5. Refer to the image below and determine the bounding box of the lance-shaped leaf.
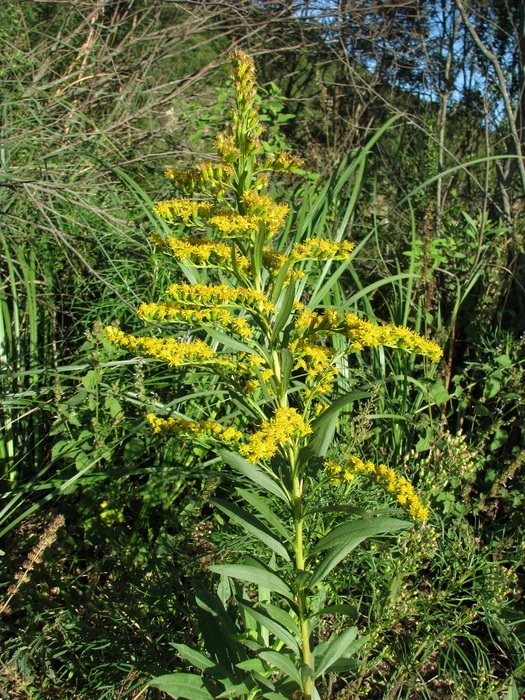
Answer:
[271,276,295,344]
[309,517,410,588]
[312,626,358,677]
[253,221,266,275]
[310,516,408,555]
[211,498,290,561]
[271,262,291,305]
[148,673,219,699]
[279,348,293,390]
[236,488,293,542]
[193,579,248,668]
[236,600,300,655]
[220,450,289,503]
[173,644,236,686]
[258,601,301,636]
[305,391,370,459]
[258,650,302,686]
[210,564,294,601]
[204,325,256,355]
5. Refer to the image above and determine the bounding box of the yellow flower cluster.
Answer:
[154,236,250,272]
[242,191,289,236]
[154,198,214,224]
[295,308,341,334]
[289,239,355,263]
[146,413,242,442]
[137,302,252,339]
[326,457,429,521]
[164,282,274,312]
[262,151,304,172]
[104,326,216,367]
[208,191,289,240]
[344,314,443,363]
[164,163,233,197]
[240,407,312,462]
[229,49,263,156]
[295,344,333,379]
[216,132,240,164]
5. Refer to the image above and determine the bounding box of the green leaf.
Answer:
[192,580,247,668]
[211,498,290,560]
[210,564,293,600]
[313,626,358,677]
[258,602,300,636]
[484,377,501,399]
[429,381,449,406]
[271,277,295,344]
[271,263,291,305]
[495,353,512,368]
[81,369,101,390]
[236,659,266,673]
[236,488,293,542]
[105,396,123,418]
[311,391,370,433]
[204,326,256,355]
[279,348,293,390]
[309,517,410,588]
[253,222,266,275]
[173,644,236,686]
[216,682,253,698]
[148,673,218,699]
[307,391,369,458]
[311,516,409,555]
[220,450,289,503]
[236,601,300,655]
[506,679,519,700]
[258,650,302,686]
[490,428,508,451]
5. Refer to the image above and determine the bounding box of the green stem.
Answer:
[292,470,312,700]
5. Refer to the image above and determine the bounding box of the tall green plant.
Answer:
[105,51,442,700]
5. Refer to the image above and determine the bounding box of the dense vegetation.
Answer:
[1,1,524,698]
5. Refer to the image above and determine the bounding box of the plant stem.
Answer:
[293,471,312,699]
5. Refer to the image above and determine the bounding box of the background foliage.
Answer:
[0,1,524,698]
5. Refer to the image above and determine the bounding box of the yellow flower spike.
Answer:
[146,413,243,443]
[241,191,289,237]
[104,326,217,368]
[344,313,442,363]
[163,282,273,313]
[154,198,214,224]
[326,455,428,522]
[289,239,355,263]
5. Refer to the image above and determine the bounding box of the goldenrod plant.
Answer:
[105,50,442,700]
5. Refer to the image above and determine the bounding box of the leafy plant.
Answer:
[104,51,442,699]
